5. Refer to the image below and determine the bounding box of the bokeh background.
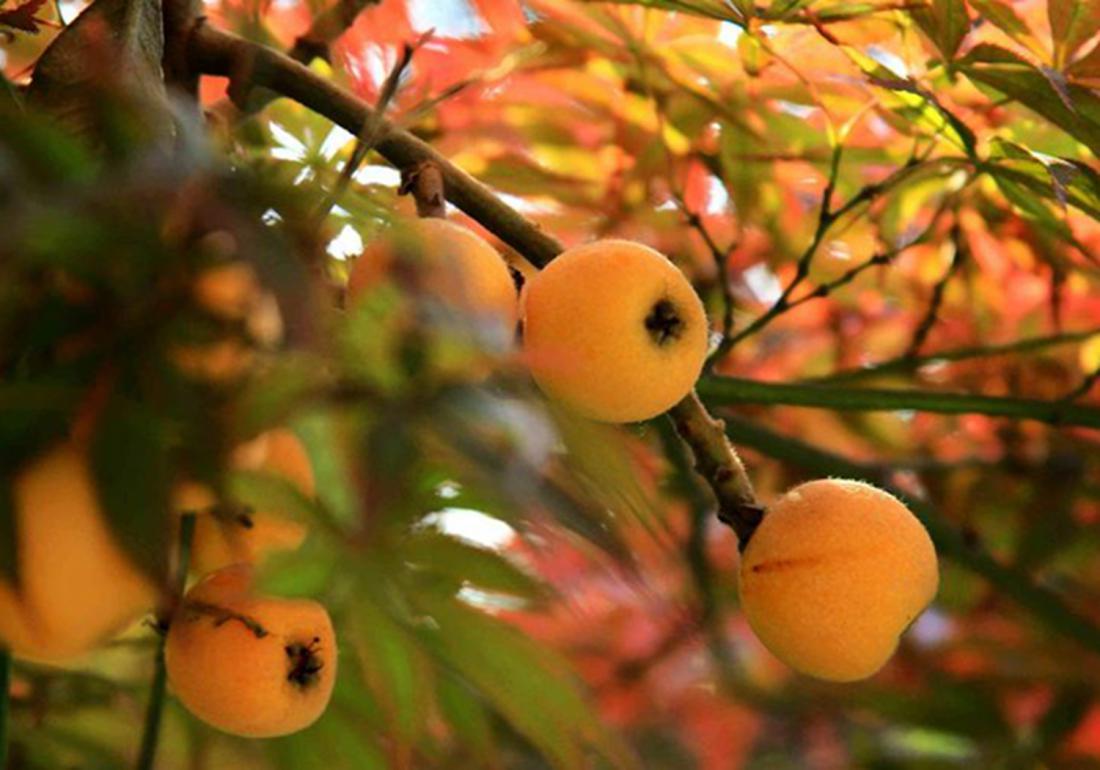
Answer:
[3,0,1100,767]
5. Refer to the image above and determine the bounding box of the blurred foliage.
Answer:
[3,0,1100,769]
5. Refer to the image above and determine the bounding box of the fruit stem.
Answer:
[136,512,196,770]
[667,392,764,548]
[0,647,10,769]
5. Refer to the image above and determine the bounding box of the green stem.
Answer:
[0,647,10,770]
[136,513,195,770]
[720,414,1100,656]
[697,376,1100,429]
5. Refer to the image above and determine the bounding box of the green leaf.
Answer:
[403,529,546,602]
[351,592,434,755]
[89,397,172,583]
[416,594,635,770]
[26,0,171,144]
[959,44,1100,157]
[1048,0,1100,69]
[911,0,970,60]
[844,46,977,155]
[436,672,500,768]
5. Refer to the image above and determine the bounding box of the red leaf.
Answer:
[0,0,48,33]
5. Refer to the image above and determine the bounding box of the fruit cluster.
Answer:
[350,216,940,682]
[0,259,337,738]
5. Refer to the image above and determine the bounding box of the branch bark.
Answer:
[189,23,563,266]
[186,22,764,542]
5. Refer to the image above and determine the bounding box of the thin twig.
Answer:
[905,217,966,357]
[723,152,961,348]
[812,327,1100,384]
[136,512,196,770]
[314,34,424,224]
[671,194,737,369]
[1062,366,1100,402]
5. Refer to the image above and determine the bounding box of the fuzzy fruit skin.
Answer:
[0,444,157,661]
[521,240,709,422]
[242,428,316,498]
[347,218,518,327]
[738,479,939,682]
[165,566,337,738]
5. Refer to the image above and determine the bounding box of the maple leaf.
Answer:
[0,0,49,33]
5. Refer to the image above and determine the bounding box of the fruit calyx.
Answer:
[644,298,685,345]
[285,636,325,689]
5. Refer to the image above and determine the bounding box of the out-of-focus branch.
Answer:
[290,0,380,64]
[696,376,1100,429]
[811,327,1100,385]
[724,151,968,349]
[186,23,764,542]
[212,0,381,119]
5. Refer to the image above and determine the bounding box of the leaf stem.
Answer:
[136,512,196,770]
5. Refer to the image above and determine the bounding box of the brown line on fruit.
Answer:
[748,554,830,573]
[181,600,270,638]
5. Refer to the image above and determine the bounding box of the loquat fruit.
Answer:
[347,218,518,330]
[521,239,709,422]
[0,443,157,661]
[173,483,308,578]
[738,479,939,682]
[165,565,337,737]
[174,428,313,576]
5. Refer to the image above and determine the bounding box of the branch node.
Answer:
[400,161,447,219]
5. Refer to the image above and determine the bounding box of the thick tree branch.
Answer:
[186,23,763,540]
[189,23,563,266]
[667,393,762,546]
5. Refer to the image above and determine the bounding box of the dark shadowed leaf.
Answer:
[0,477,16,585]
[89,397,172,583]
